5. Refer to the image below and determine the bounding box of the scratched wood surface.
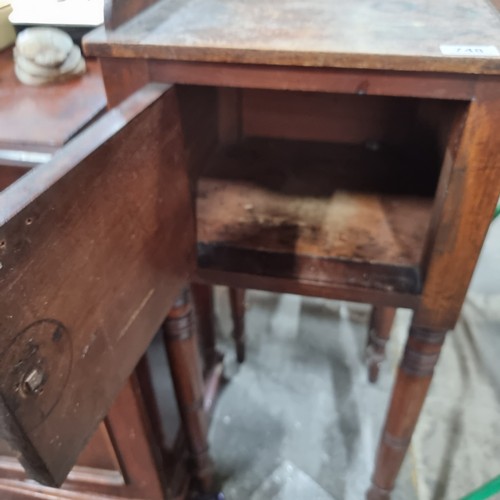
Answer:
[84,0,500,75]
[0,84,194,487]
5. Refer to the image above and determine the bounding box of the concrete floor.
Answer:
[208,217,500,500]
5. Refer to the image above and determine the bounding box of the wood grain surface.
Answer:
[0,49,106,152]
[0,84,194,486]
[414,78,500,329]
[84,0,500,75]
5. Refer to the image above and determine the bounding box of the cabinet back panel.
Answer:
[241,89,419,145]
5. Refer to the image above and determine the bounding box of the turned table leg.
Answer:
[163,288,214,492]
[192,283,219,371]
[229,287,246,363]
[367,324,446,499]
[366,307,397,383]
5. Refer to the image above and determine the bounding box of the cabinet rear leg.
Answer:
[229,288,246,363]
[366,306,396,383]
[192,283,220,372]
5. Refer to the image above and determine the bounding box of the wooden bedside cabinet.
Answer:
[1,1,500,499]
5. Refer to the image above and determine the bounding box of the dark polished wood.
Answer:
[0,84,194,487]
[162,289,214,494]
[229,288,246,364]
[0,376,167,499]
[366,307,397,383]
[0,51,182,499]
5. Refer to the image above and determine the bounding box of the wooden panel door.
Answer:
[0,84,195,488]
[0,374,171,499]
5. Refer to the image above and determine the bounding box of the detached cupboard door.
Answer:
[0,84,194,487]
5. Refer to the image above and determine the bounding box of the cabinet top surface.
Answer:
[84,0,500,74]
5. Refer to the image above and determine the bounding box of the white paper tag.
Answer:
[440,45,500,57]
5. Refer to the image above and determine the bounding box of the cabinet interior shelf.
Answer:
[197,137,435,294]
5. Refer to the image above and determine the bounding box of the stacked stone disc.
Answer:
[14,27,85,85]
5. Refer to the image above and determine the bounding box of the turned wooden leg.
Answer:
[163,288,214,492]
[367,324,446,500]
[366,306,396,383]
[229,287,246,363]
[192,283,219,372]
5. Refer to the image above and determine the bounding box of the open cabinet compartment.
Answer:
[192,86,469,295]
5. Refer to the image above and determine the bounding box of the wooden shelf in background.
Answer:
[0,48,106,155]
[197,138,434,294]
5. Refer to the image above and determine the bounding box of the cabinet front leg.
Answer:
[367,325,446,500]
[229,287,246,363]
[366,307,396,383]
[163,288,214,492]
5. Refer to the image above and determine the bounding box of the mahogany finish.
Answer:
[242,89,419,145]
[0,376,167,499]
[162,289,214,494]
[0,49,183,499]
[414,79,500,329]
[0,84,195,486]
[98,50,222,499]
[0,1,499,499]
[98,57,150,107]
[0,49,106,156]
[147,61,477,101]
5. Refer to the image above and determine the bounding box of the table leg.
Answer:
[366,307,397,383]
[192,283,219,371]
[163,288,214,493]
[367,324,446,500]
[229,287,246,363]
